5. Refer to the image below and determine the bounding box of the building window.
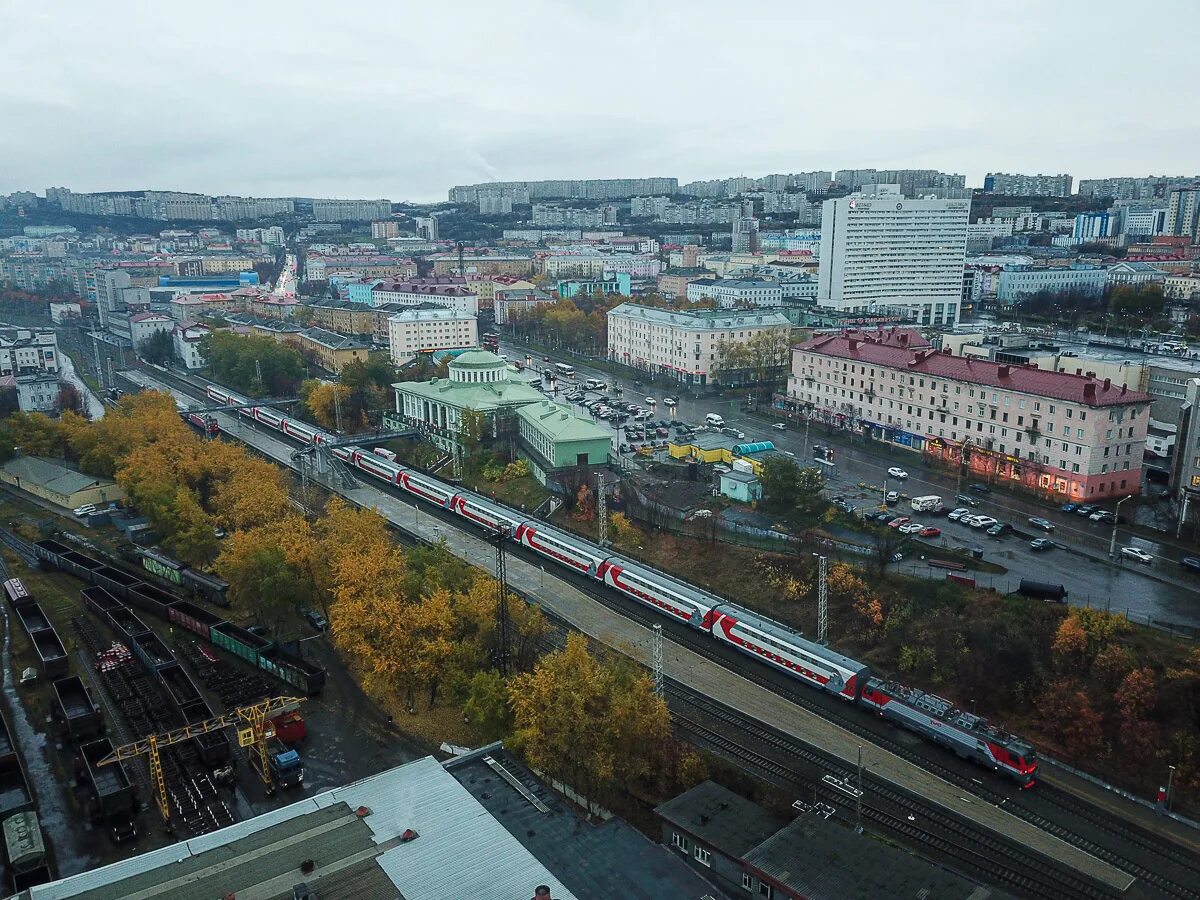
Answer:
[671,832,689,853]
[742,873,754,891]
[694,846,711,867]
[759,885,773,899]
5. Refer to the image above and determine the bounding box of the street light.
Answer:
[1167,765,1177,812]
[1107,495,1132,559]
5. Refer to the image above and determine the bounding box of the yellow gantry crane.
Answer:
[98,695,304,826]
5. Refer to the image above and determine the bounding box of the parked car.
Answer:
[1089,510,1114,523]
[1076,505,1097,517]
[947,507,970,521]
[1121,546,1153,564]
[302,608,328,631]
[73,504,97,517]
[986,522,1012,536]
[918,526,941,538]
[955,493,979,507]
[1180,557,1200,574]
[887,467,908,479]
[1061,503,1078,513]
[619,444,631,454]
[969,515,998,529]
[885,491,900,505]
[1027,516,1055,531]
[898,522,924,534]
[1030,538,1055,552]
[645,396,657,406]
[663,397,677,407]
[887,516,911,529]
[968,483,992,494]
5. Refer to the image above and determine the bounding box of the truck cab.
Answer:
[268,738,304,789]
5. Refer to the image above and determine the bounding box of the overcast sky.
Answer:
[2,0,1196,203]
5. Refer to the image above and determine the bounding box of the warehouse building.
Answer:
[0,456,124,512]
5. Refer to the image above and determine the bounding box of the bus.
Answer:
[554,362,576,378]
[481,333,500,352]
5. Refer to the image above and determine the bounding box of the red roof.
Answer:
[799,333,1151,408]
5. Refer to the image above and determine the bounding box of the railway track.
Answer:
[123,366,1198,897]
[668,683,1109,900]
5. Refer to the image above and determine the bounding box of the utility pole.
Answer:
[106,356,115,390]
[92,332,104,390]
[652,624,663,698]
[855,745,864,833]
[255,359,263,394]
[333,386,342,433]
[1108,495,1131,559]
[494,527,511,678]
[597,473,607,545]
[814,554,828,645]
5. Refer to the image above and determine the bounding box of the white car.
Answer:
[899,522,924,534]
[947,507,971,521]
[969,515,998,529]
[663,397,677,407]
[772,422,786,430]
[1121,546,1153,564]
[645,396,657,406]
[887,467,908,479]
[73,504,97,517]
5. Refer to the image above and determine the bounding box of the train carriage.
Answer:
[253,407,284,429]
[449,493,528,535]
[708,603,868,701]
[396,469,455,507]
[204,385,240,406]
[595,557,712,627]
[350,450,403,485]
[2,579,33,609]
[280,418,323,444]
[513,522,608,575]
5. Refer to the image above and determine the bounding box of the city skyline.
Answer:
[2,1,1197,203]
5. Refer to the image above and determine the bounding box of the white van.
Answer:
[705,413,725,427]
[910,495,943,513]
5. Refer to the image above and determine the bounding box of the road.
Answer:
[272,252,297,299]
[503,339,1200,631]
[59,351,105,419]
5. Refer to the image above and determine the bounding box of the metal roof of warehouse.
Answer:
[0,456,112,497]
[24,755,576,900]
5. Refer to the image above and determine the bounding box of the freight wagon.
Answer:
[2,579,33,609]
[34,540,326,696]
[13,604,51,637]
[30,630,68,678]
[105,607,151,645]
[130,633,174,674]
[179,700,231,768]
[0,710,51,889]
[157,663,203,716]
[52,677,103,744]
[77,739,136,843]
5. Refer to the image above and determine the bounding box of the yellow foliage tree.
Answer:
[1052,615,1089,669]
[211,458,292,532]
[304,381,357,432]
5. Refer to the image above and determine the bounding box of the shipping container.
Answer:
[81,586,122,618]
[211,622,272,666]
[92,566,140,600]
[130,632,174,674]
[167,600,222,640]
[2,579,33,609]
[31,629,69,678]
[53,677,102,744]
[14,603,52,637]
[105,607,150,644]
[126,582,177,619]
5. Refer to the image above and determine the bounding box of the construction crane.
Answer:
[98,695,304,827]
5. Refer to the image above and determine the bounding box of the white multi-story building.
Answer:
[371,278,479,316]
[371,221,400,239]
[1106,261,1166,286]
[786,327,1152,500]
[984,173,1074,197]
[13,374,60,413]
[686,279,784,308]
[173,323,211,370]
[816,185,970,325]
[0,328,59,377]
[478,193,513,216]
[387,306,479,366]
[1165,187,1200,241]
[996,266,1109,304]
[129,312,175,348]
[607,303,791,386]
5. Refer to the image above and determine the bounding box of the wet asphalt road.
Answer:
[505,340,1200,631]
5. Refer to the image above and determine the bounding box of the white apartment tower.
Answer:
[817,185,970,326]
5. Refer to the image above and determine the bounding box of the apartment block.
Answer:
[607,303,791,385]
[786,328,1152,499]
[387,305,479,366]
[371,277,480,316]
[983,173,1074,197]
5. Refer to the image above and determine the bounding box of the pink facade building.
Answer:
[786,327,1152,499]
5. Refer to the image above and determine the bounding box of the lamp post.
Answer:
[1108,495,1132,559]
[1167,765,1177,812]
[956,438,973,500]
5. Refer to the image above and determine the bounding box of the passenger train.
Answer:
[200,384,1038,785]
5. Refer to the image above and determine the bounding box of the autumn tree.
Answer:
[509,633,672,804]
[1115,667,1158,761]
[463,670,513,741]
[211,457,292,533]
[1037,682,1105,757]
[302,380,359,432]
[215,517,317,628]
[1051,615,1088,669]
[2,412,67,457]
